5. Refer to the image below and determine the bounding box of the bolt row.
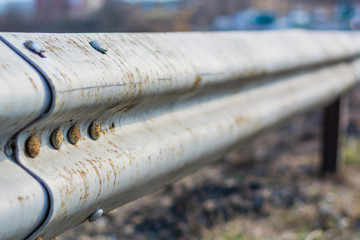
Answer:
[26,122,102,158]
[22,39,106,158]
[24,39,107,233]
[24,39,107,58]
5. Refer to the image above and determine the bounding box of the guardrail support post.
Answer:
[321,97,343,174]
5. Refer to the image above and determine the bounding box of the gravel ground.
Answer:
[57,87,360,240]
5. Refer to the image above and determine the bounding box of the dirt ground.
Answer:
[57,87,360,240]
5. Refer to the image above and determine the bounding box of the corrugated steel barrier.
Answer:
[0,30,360,239]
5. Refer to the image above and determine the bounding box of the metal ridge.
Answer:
[0,35,55,240]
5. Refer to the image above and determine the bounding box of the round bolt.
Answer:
[24,40,46,58]
[4,142,13,157]
[88,208,103,222]
[68,125,81,144]
[89,122,101,140]
[89,40,107,54]
[26,136,40,158]
[50,128,64,149]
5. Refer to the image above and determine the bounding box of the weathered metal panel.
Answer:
[0,38,49,152]
[0,31,360,239]
[0,37,50,240]
[1,31,360,131]
[0,159,48,240]
[15,64,360,238]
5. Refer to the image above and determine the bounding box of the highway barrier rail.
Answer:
[1,30,360,239]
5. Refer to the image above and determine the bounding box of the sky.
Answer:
[0,0,34,13]
[0,0,33,4]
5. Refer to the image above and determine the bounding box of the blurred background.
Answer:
[0,0,359,32]
[3,1,360,239]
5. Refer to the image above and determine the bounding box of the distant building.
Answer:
[68,0,106,17]
[36,0,67,18]
[113,0,190,31]
[36,0,105,19]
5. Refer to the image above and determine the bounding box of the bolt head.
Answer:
[89,208,103,222]
[68,125,81,144]
[89,40,107,54]
[26,136,40,158]
[4,143,13,157]
[51,128,64,149]
[89,122,101,140]
[24,40,46,58]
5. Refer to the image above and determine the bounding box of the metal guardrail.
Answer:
[0,30,360,240]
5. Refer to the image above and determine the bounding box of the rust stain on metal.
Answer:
[107,157,118,180]
[1,63,9,70]
[67,39,85,51]
[235,116,248,125]
[76,167,90,201]
[89,122,101,140]
[51,128,64,149]
[85,158,102,197]
[68,125,81,144]
[28,77,38,90]
[26,136,40,158]
[193,75,202,88]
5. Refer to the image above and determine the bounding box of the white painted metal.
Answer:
[0,38,49,240]
[17,61,360,239]
[0,159,48,240]
[0,39,49,154]
[1,31,360,131]
[0,31,360,239]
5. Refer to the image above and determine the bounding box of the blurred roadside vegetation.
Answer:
[343,137,360,167]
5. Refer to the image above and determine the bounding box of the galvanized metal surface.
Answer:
[1,31,360,131]
[0,31,360,239]
[0,159,48,240]
[23,62,360,239]
[0,38,50,240]
[0,39,49,153]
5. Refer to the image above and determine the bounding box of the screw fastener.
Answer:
[88,208,103,222]
[51,128,64,149]
[26,136,40,158]
[89,122,101,140]
[89,40,107,54]
[4,142,13,157]
[24,40,46,58]
[68,125,81,144]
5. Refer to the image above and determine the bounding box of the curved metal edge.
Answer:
[0,35,56,240]
[0,159,49,240]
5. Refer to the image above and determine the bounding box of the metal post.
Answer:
[321,97,342,174]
